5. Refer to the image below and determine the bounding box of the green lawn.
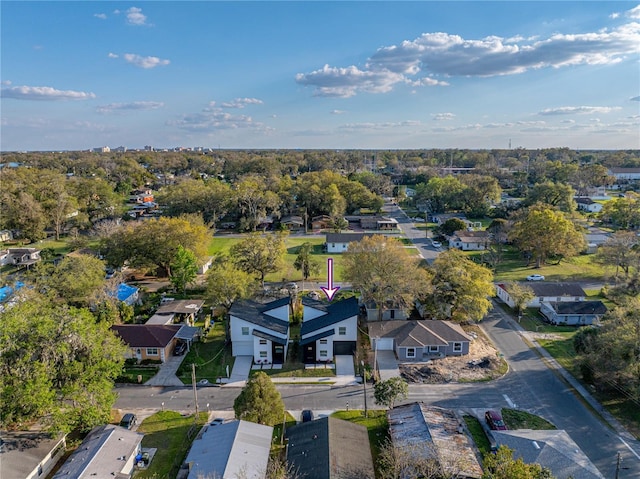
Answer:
[331,410,389,468]
[502,408,556,430]
[176,320,232,384]
[117,365,159,384]
[134,411,208,479]
[250,362,337,378]
[463,415,492,455]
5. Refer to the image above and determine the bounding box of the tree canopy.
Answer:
[230,232,287,287]
[0,293,126,432]
[373,377,409,410]
[233,371,285,426]
[483,445,555,479]
[206,258,257,311]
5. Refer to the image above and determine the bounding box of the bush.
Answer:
[124,358,138,366]
[141,358,162,365]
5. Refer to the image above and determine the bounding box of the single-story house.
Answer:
[0,229,13,242]
[607,167,640,181]
[111,324,182,363]
[286,417,375,479]
[1,431,66,479]
[575,197,603,213]
[368,320,472,361]
[325,232,376,253]
[495,282,587,309]
[300,296,359,363]
[153,299,205,326]
[115,283,139,306]
[229,297,290,364]
[492,429,604,479]
[2,248,41,267]
[279,215,305,231]
[540,301,607,326]
[359,215,398,230]
[311,215,332,232]
[448,230,491,251]
[184,420,273,479]
[431,213,467,225]
[362,300,410,321]
[52,424,143,479]
[387,403,483,479]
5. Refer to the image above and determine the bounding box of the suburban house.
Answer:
[0,229,13,242]
[111,324,183,363]
[311,215,332,232]
[197,256,214,275]
[229,297,290,364]
[368,320,472,361]
[362,300,410,321]
[147,299,205,326]
[115,283,139,306]
[52,424,143,479]
[286,417,375,479]
[431,212,467,225]
[325,232,376,253]
[1,247,41,267]
[344,215,399,231]
[575,197,603,213]
[279,215,304,231]
[495,282,587,309]
[300,296,359,363]
[448,230,491,251]
[1,431,66,479]
[129,189,154,204]
[540,301,607,326]
[607,167,640,182]
[492,429,604,479]
[584,227,611,254]
[387,403,483,479]
[184,420,272,479]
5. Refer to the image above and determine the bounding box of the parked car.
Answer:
[431,240,442,249]
[526,274,545,281]
[301,410,314,423]
[119,413,137,429]
[286,282,299,291]
[174,341,188,356]
[485,410,507,430]
[210,418,225,426]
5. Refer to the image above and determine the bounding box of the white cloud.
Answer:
[126,7,149,26]
[1,85,96,101]
[432,112,455,121]
[296,18,640,97]
[627,5,640,19]
[1,80,11,86]
[331,110,346,115]
[631,96,640,101]
[170,102,267,132]
[538,106,621,115]
[108,52,119,59]
[123,53,169,69]
[96,101,164,113]
[94,13,107,20]
[220,98,264,108]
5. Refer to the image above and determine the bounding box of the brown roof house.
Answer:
[111,324,182,363]
[286,417,375,479]
[368,320,472,361]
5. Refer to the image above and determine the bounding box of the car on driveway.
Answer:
[211,417,225,426]
[173,341,187,356]
[301,410,314,422]
[431,240,442,249]
[485,410,507,430]
[119,413,137,429]
[526,274,545,281]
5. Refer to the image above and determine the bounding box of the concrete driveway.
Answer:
[376,350,400,381]
[224,355,253,387]
[144,354,185,387]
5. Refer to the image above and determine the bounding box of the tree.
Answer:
[342,235,433,321]
[595,231,640,279]
[438,217,468,237]
[426,249,494,322]
[156,178,232,226]
[485,219,510,270]
[234,176,281,231]
[373,377,409,410]
[377,439,462,479]
[233,371,285,426]
[293,242,320,281]
[483,445,555,479]
[503,282,535,319]
[206,258,257,312]
[230,233,287,287]
[459,174,502,217]
[523,181,576,213]
[509,204,586,268]
[170,245,198,293]
[414,176,465,213]
[599,194,640,230]
[0,292,126,432]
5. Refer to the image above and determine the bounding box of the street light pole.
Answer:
[361,360,368,418]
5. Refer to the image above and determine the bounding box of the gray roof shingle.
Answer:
[300,296,359,336]
[229,297,290,335]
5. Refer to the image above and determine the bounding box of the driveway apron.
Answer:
[376,350,401,381]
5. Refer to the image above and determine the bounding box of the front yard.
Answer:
[176,320,232,385]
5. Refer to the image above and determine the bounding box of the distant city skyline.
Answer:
[1,1,639,152]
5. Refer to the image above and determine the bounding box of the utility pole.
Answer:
[361,360,368,418]
[615,452,621,479]
[192,363,199,421]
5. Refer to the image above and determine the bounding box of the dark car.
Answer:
[485,410,507,431]
[301,410,314,423]
[119,413,137,429]
[174,341,187,356]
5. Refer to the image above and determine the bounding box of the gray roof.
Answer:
[325,232,376,244]
[368,320,471,347]
[300,296,359,336]
[492,429,605,479]
[185,420,273,479]
[286,417,375,479]
[300,328,335,345]
[525,282,587,298]
[252,329,288,345]
[53,425,143,479]
[0,431,66,479]
[544,301,607,316]
[156,299,204,315]
[229,297,290,335]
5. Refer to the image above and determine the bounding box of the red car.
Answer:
[485,410,508,430]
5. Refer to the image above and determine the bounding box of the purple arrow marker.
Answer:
[320,257,340,301]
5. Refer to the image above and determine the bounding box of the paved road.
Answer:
[382,202,440,263]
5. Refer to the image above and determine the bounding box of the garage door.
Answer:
[333,341,356,355]
[375,338,394,350]
[232,341,253,356]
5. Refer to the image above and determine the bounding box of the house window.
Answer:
[146,348,158,356]
[319,339,328,344]
[259,351,267,358]
[320,350,328,357]
[453,342,463,352]
[259,339,267,345]
[338,327,346,335]
[242,327,249,336]
[429,345,439,352]
[406,348,416,358]
[390,309,395,319]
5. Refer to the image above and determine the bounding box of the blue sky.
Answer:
[1,1,639,151]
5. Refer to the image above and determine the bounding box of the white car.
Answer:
[526,274,545,281]
[431,240,442,249]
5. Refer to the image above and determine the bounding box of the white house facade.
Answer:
[229,298,290,364]
[496,282,587,309]
[325,232,375,253]
[448,230,491,251]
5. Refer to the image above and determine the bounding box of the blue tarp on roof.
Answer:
[116,283,139,302]
[0,281,24,302]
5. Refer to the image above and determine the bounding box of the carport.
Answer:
[376,350,400,381]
